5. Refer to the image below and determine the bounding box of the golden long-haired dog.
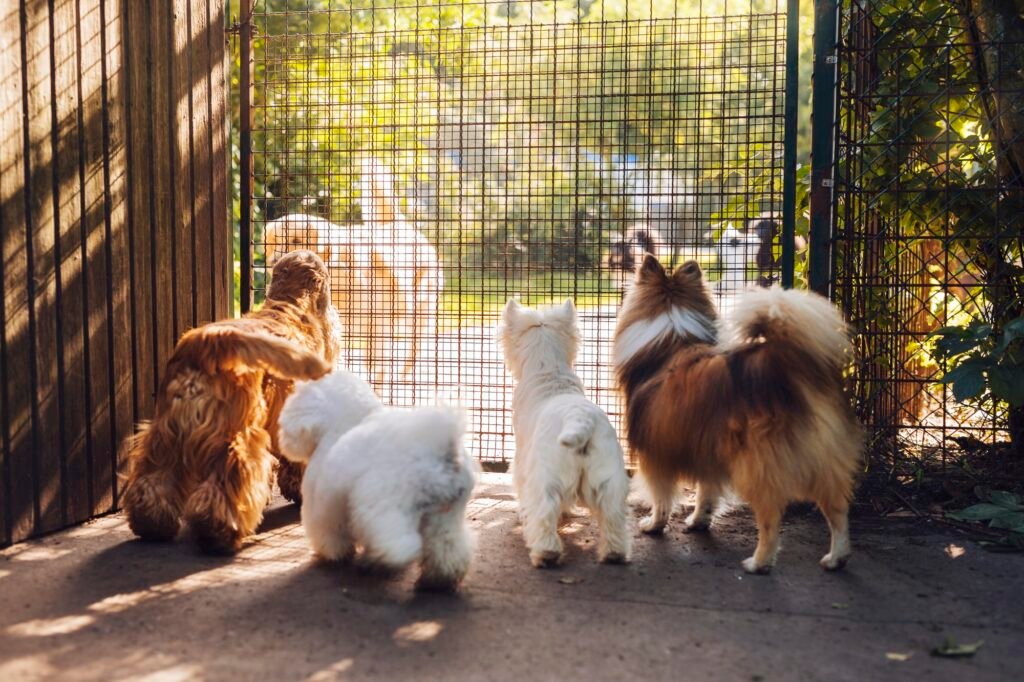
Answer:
[122,250,340,553]
[264,158,443,387]
[612,255,863,573]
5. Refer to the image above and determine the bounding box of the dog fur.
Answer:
[121,250,340,553]
[277,370,477,590]
[263,158,443,387]
[613,255,862,573]
[497,298,632,567]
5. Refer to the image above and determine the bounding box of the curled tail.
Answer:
[721,287,852,394]
[559,409,597,454]
[178,324,330,380]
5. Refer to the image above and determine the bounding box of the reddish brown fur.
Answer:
[614,254,863,571]
[122,250,339,553]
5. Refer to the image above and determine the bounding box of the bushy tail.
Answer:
[179,324,331,381]
[559,409,596,454]
[722,287,852,380]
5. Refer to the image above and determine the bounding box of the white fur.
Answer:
[497,298,632,567]
[278,371,477,590]
[612,306,716,366]
[263,157,443,388]
[716,226,760,290]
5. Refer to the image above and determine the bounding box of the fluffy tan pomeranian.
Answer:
[612,254,863,573]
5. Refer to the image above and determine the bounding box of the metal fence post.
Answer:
[781,0,799,289]
[809,0,839,296]
[239,1,253,313]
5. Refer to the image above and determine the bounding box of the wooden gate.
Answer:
[0,0,231,546]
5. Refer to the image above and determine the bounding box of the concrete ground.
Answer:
[1,474,1022,682]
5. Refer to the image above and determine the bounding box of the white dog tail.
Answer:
[558,409,596,454]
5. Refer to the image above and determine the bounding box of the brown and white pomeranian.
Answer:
[612,255,862,574]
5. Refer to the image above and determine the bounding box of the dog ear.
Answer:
[503,297,522,324]
[673,260,704,283]
[637,252,665,281]
[560,297,576,321]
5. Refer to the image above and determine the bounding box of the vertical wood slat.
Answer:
[80,0,115,515]
[25,0,63,533]
[172,0,195,338]
[209,0,230,318]
[1,1,29,542]
[150,1,174,391]
[0,0,229,546]
[191,0,213,326]
[103,0,132,507]
[124,0,156,423]
[54,0,92,526]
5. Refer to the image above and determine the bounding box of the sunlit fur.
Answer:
[263,158,443,387]
[498,299,632,568]
[613,254,863,573]
[278,371,477,591]
[121,251,341,554]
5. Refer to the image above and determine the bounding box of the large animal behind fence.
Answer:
[264,158,444,387]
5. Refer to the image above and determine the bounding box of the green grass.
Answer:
[439,269,624,330]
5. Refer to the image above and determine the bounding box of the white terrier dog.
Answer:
[277,370,477,590]
[497,298,632,567]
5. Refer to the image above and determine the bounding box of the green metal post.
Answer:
[809,0,839,296]
[781,0,799,288]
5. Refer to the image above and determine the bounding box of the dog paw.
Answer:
[530,550,562,568]
[741,557,772,575]
[819,552,850,572]
[416,575,461,593]
[639,515,667,535]
[683,513,711,532]
[599,551,629,565]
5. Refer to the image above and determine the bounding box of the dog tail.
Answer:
[558,409,596,454]
[722,287,852,391]
[178,324,331,381]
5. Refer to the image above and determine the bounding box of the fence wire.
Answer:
[834,0,1024,473]
[244,0,792,466]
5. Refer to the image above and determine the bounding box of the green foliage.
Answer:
[947,488,1024,534]
[931,317,1024,406]
[228,0,806,302]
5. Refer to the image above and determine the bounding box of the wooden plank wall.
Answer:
[0,0,230,546]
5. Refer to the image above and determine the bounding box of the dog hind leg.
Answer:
[585,473,631,564]
[684,480,723,531]
[742,499,785,574]
[358,508,424,572]
[417,502,474,591]
[522,487,565,568]
[818,493,852,571]
[122,426,186,542]
[185,436,275,554]
[639,467,675,534]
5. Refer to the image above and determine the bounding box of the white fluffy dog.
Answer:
[277,370,477,590]
[497,298,632,567]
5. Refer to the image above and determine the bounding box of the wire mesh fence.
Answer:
[241,0,795,466]
[833,0,1024,474]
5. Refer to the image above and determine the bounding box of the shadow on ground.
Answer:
[1,474,1022,681]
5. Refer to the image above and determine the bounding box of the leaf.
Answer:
[950,366,986,402]
[947,503,1009,521]
[1003,317,1024,338]
[987,490,1022,509]
[988,365,1024,407]
[831,602,849,610]
[931,639,982,658]
[988,511,1024,533]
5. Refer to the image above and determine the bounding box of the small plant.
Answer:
[930,317,1024,406]
[947,488,1024,535]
